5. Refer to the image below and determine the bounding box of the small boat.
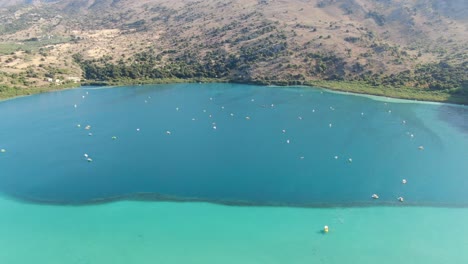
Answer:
[372,194,379,199]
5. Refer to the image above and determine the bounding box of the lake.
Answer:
[0,83,467,263]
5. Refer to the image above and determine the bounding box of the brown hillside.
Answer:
[0,0,466,99]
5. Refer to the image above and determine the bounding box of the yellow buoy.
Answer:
[324,225,329,233]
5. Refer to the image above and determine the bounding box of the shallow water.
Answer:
[1,197,468,264]
[0,83,467,206]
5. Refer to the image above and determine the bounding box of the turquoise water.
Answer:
[1,197,468,264]
[1,83,468,263]
[0,83,467,206]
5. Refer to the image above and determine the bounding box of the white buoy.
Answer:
[300,156,305,160]
[86,92,89,95]
[209,114,212,118]
[166,131,171,135]
[410,134,415,138]
[372,194,379,199]
[329,123,332,128]
[221,106,225,110]
[209,97,213,101]
[176,107,179,111]
[77,124,81,128]
[112,136,117,140]
[402,179,407,184]
[213,126,217,130]
[74,104,77,108]
[286,139,290,144]
[334,156,339,160]
[230,113,234,117]
[398,197,404,202]
[348,158,353,163]
[251,99,255,102]
[298,116,303,120]
[402,120,406,124]
[282,129,286,133]
[192,118,196,121]
[136,128,140,132]
[82,95,85,99]
[312,109,315,113]
[88,133,93,136]
[418,146,424,150]
[84,154,89,158]
[0,149,6,153]
[361,112,364,116]
[85,125,91,130]
[271,104,274,107]
[388,110,392,113]
[144,100,148,103]
[203,110,207,113]
[245,116,251,120]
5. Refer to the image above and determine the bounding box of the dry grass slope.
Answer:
[0,0,466,102]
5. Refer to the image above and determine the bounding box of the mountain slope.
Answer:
[0,0,466,102]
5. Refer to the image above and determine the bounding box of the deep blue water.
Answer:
[0,83,467,206]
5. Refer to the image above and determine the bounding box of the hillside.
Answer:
[0,0,467,102]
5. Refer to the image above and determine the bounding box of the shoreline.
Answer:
[303,80,467,105]
[1,78,467,106]
[319,87,468,108]
[0,83,80,102]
